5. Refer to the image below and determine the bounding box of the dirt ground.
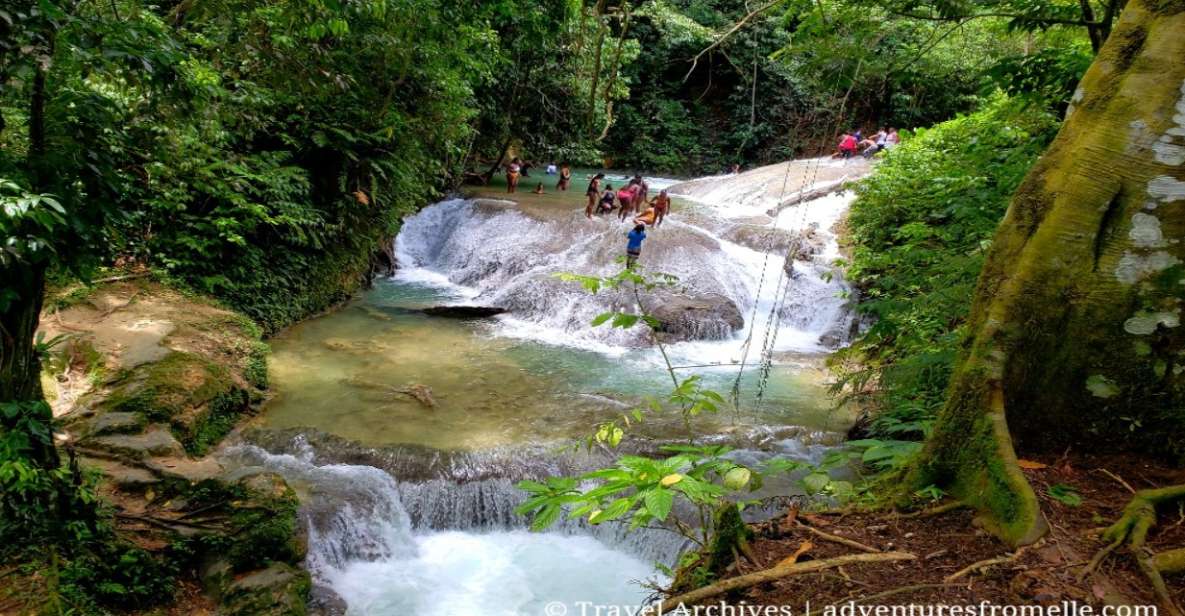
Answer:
[706,453,1185,614]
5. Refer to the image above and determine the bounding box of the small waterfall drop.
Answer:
[221,434,684,615]
[395,158,869,359]
[247,158,872,615]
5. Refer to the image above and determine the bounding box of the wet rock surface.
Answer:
[421,305,507,318]
[648,292,745,342]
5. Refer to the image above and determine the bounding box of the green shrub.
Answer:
[832,95,1060,439]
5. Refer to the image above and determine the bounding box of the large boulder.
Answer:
[219,562,311,616]
[92,351,251,455]
[648,292,744,342]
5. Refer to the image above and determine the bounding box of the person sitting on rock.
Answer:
[598,184,617,215]
[625,224,646,269]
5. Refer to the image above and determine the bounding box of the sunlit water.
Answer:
[263,280,849,449]
[252,163,866,615]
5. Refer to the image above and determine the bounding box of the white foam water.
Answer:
[222,442,669,616]
[325,531,658,616]
[393,177,861,363]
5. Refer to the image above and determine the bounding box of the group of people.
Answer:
[835,127,899,159]
[503,160,670,268]
[584,174,670,228]
[505,158,572,194]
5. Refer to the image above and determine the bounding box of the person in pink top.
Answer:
[836,132,858,159]
[616,184,638,221]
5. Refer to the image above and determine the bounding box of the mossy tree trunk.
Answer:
[907,0,1185,546]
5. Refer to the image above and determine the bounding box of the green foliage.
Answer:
[1047,484,1083,507]
[59,544,177,610]
[0,180,67,270]
[831,95,1060,443]
[516,269,876,566]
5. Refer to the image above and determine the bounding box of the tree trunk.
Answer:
[0,261,59,470]
[907,0,1185,546]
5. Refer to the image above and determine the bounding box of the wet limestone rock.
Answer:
[86,424,187,459]
[649,292,744,342]
[90,411,146,436]
[95,351,250,455]
[219,562,311,616]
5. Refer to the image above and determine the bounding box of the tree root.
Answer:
[1080,484,1185,616]
[888,500,967,519]
[1152,547,1185,575]
[650,551,916,614]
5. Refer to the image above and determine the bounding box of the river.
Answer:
[225,157,871,615]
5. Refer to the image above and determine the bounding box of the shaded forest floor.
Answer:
[720,453,1185,612]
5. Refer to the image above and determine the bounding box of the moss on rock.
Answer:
[98,351,251,454]
[220,562,311,616]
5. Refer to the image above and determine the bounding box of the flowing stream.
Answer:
[237,158,870,616]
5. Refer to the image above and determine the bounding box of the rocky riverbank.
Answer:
[1,278,317,615]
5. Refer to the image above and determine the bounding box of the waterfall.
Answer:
[394,159,868,358]
[220,433,688,615]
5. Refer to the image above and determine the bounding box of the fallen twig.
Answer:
[944,546,1028,582]
[796,520,880,553]
[651,551,916,614]
[1094,468,1136,494]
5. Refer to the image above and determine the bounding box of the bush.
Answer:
[832,95,1060,438]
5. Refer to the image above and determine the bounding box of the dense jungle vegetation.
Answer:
[4,0,1185,613]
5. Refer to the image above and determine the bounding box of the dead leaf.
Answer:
[776,541,814,567]
[1018,459,1049,470]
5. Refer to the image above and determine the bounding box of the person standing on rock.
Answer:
[616,184,637,221]
[506,158,522,193]
[630,174,649,205]
[625,224,646,269]
[558,164,572,191]
[585,173,605,218]
[649,190,671,227]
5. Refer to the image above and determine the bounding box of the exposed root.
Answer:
[650,551,916,614]
[889,500,967,519]
[1079,484,1185,616]
[1152,547,1185,575]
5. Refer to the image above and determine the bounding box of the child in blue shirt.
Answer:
[626,224,646,269]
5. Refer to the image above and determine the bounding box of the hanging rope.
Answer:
[740,57,866,413]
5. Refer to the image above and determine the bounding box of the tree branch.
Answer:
[683,0,786,82]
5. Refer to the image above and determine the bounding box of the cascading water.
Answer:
[395,157,866,358]
[250,158,872,615]
[221,435,682,616]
